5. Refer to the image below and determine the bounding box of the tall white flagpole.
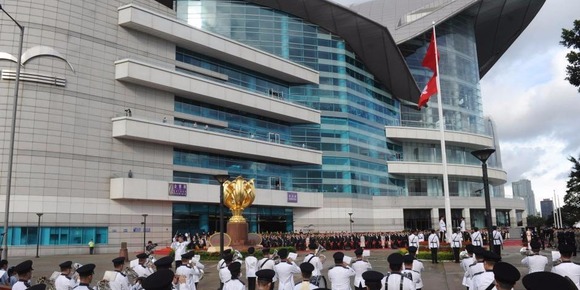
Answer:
[553,191,557,228]
[557,194,563,227]
[431,24,452,242]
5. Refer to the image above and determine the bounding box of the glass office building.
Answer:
[0,0,542,255]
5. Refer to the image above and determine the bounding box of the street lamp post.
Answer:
[214,175,230,256]
[348,212,353,234]
[142,214,148,252]
[35,213,43,258]
[0,4,25,260]
[471,148,496,251]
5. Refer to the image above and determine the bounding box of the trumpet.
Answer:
[234,249,244,261]
[271,249,280,264]
[459,250,469,260]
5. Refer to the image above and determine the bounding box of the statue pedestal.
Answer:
[227,222,248,246]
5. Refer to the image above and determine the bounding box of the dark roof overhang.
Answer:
[243,0,422,105]
[473,0,545,78]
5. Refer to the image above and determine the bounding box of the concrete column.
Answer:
[491,209,497,227]
[431,208,439,229]
[463,208,471,231]
[509,209,517,229]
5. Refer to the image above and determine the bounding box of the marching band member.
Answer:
[218,250,233,272]
[491,262,520,290]
[466,247,485,289]
[293,263,317,290]
[223,263,245,290]
[190,254,205,288]
[327,252,355,290]
[406,247,424,275]
[74,264,96,290]
[133,253,154,278]
[521,240,548,274]
[273,249,300,290]
[361,271,383,290]
[55,261,77,290]
[402,255,422,290]
[171,234,191,269]
[12,260,33,290]
[255,270,275,290]
[302,243,323,286]
[245,247,258,290]
[470,251,500,290]
[352,248,371,290]
[551,244,580,288]
[381,253,415,290]
[219,253,236,289]
[522,271,577,290]
[142,269,174,290]
[153,256,174,271]
[257,249,277,290]
[111,257,130,290]
[175,251,196,290]
[461,245,475,288]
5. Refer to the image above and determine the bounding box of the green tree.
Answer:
[526,215,546,228]
[560,20,580,92]
[563,155,580,226]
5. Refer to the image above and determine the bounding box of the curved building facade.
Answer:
[0,0,541,255]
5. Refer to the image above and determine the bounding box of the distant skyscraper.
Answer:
[512,179,537,216]
[540,199,554,218]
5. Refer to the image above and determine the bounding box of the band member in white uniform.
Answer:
[223,263,245,290]
[293,263,317,290]
[74,264,96,290]
[176,251,197,290]
[245,247,258,290]
[302,243,324,285]
[255,270,276,290]
[461,245,475,288]
[190,254,205,288]
[552,244,580,288]
[327,252,355,290]
[56,261,77,290]
[521,240,548,274]
[361,271,383,290]
[406,247,424,275]
[133,253,154,278]
[273,249,300,290]
[110,257,130,290]
[217,250,233,272]
[171,234,191,269]
[402,255,422,290]
[12,260,33,290]
[490,262,520,290]
[470,251,500,290]
[257,249,277,290]
[380,253,415,290]
[352,248,372,290]
[522,271,577,290]
[142,269,174,290]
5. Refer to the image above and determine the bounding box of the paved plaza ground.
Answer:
[7,242,579,290]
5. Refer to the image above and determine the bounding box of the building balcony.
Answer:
[385,126,494,148]
[115,59,320,124]
[117,4,319,85]
[110,178,323,208]
[112,117,322,165]
[387,161,507,185]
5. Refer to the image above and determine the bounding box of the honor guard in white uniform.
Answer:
[56,261,78,290]
[406,247,424,275]
[470,251,500,290]
[352,248,372,290]
[428,230,440,264]
[245,247,258,290]
[258,249,277,290]
[522,271,577,290]
[142,269,174,290]
[408,231,419,249]
[223,263,245,290]
[328,252,356,290]
[361,271,383,290]
[451,228,463,263]
[293,263,317,290]
[491,226,503,257]
[74,264,96,290]
[402,255,422,290]
[171,234,191,269]
[521,240,548,274]
[552,244,580,288]
[302,243,324,280]
[461,245,475,288]
[380,253,415,290]
[176,251,197,290]
[489,262,520,290]
[273,249,300,290]
[12,260,33,290]
[133,253,154,278]
[110,257,130,290]
[255,270,275,290]
[471,228,483,247]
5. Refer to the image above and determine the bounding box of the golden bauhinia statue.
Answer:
[223,176,255,223]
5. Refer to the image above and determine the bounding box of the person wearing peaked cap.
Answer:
[552,243,580,288]
[302,243,323,285]
[461,245,476,289]
[133,253,154,278]
[405,246,424,275]
[175,251,195,290]
[522,271,577,290]
[257,249,277,290]
[223,262,244,290]
[328,251,355,290]
[110,257,130,290]
[466,247,485,289]
[521,240,548,274]
[256,269,275,290]
[408,229,419,249]
[55,261,76,290]
[382,253,415,290]
[492,262,520,290]
[352,248,371,290]
[12,260,33,290]
[74,264,95,290]
[361,270,383,290]
[451,227,463,263]
[142,269,174,290]
[402,255,422,290]
[470,251,500,290]
[427,229,440,264]
[274,249,300,290]
[294,263,317,290]
[171,232,191,269]
[217,249,234,272]
[26,284,46,290]
[246,247,258,290]
[154,256,173,270]
[219,254,239,288]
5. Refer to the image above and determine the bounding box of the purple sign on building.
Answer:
[287,192,298,203]
[169,183,187,196]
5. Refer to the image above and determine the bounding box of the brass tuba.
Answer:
[271,249,280,264]
[520,247,534,256]
[123,266,139,285]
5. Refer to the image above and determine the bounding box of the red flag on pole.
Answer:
[418,31,440,109]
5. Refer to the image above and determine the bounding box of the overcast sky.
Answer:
[332,0,580,211]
